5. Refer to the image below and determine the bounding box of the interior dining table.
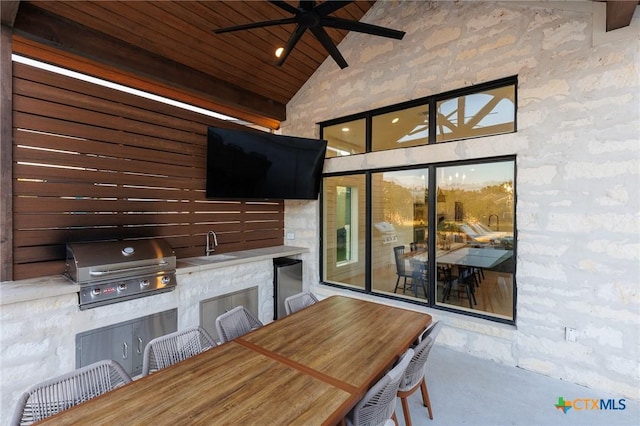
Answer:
[437,246,513,269]
[35,295,432,426]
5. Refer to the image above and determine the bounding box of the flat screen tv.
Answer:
[206,126,327,200]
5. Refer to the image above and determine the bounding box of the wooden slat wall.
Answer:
[12,61,283,280]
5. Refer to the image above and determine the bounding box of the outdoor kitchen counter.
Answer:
[0,274,79,306]
[1,245,309,306]
[175,245,309,274]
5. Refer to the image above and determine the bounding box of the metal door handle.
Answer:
[137,337,143,354]
[90,261,170,276]
[123,342,128,359]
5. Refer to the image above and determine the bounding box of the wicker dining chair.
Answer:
[345,348,414,426]
[397,321,443,425]
[12,359,132,426]
[215,305,263,343]
[141,326,216,376]
[284,291,319,315]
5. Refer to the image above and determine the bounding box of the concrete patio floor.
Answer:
[394,345,639,426]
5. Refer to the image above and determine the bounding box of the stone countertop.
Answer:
[0,245,310,306]
[0,275,80,306]
[175,245,309,274]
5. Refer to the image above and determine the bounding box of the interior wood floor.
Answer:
[340,263,514,320]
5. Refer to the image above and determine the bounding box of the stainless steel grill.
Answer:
[65,238,177,310]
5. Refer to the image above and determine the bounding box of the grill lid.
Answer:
[66,238,176,283]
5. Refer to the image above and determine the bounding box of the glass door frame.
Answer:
[319,155,517,325]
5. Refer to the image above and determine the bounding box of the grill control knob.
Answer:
[118,283,127,291]
[161,276,171,284]
[92,288,101,296]
[140,279,150,287]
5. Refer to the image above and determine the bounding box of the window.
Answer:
[372,105,429,151]
[320,76,516,156]
[319,77,518,323]
[436,85,515,142]
[434,162,515,320]
[371,169,430,300]
[335,186,358,264]
[322,118,366,157]
[322,175,366,289]
[322,159,516,322]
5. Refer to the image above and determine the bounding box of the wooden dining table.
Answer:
[36,295,432,426]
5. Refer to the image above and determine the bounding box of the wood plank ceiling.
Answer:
[4,1,638,128]
[8,0,376,128]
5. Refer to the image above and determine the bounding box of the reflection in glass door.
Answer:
[323,175,366,289]
[371,169,429,301]
[336,186,354,264]
[435,161,515,320]
[321,158,516,323]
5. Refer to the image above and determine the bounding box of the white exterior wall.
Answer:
[282,1,639,399]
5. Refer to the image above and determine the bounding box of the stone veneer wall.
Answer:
[282,1,639,399]
[0,261,273,424]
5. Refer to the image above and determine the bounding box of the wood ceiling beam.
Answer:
[0,1,20,27]
[12,3,285,127]
[605,1,638,31]
[1,24,14,280]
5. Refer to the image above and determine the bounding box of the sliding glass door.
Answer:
[321,158,516,323]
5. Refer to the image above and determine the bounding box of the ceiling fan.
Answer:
[213,1,405,69]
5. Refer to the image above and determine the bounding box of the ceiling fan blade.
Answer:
[276,25,307,66]
[214,17,297,34]
[300,1,315,12]
[310,26,348,69]
[320,16,406,40]
[268,1,300,15]
[315,0,353,16]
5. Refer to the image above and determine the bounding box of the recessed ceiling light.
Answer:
[392,117,399,124]
[275,47,284,58]
[341,127,350,132]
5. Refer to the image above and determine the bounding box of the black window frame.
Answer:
[319,156,517,325]
[319,77,518,325]
[320,76,517,153]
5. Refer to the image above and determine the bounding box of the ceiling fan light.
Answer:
[214,1,405,69]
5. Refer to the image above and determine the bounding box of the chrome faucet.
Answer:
[205,230,218,255]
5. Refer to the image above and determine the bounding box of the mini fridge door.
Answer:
[273,258,302,320]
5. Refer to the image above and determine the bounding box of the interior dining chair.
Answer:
[215,305,263,343]
[345,348,414,426]
[397,321,443,425]
[393,246,415,294]
[496,276,509,300]
[12,359,132,426]
[408,259,428,298]
[441,266,476,308]
[141,326,216,376]
[438,266,457,302]
[284,291,319,315]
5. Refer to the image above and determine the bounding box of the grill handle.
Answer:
[89,261,170,277]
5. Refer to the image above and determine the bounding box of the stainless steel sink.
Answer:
[183,254,239,265]
[196,254,238,261]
